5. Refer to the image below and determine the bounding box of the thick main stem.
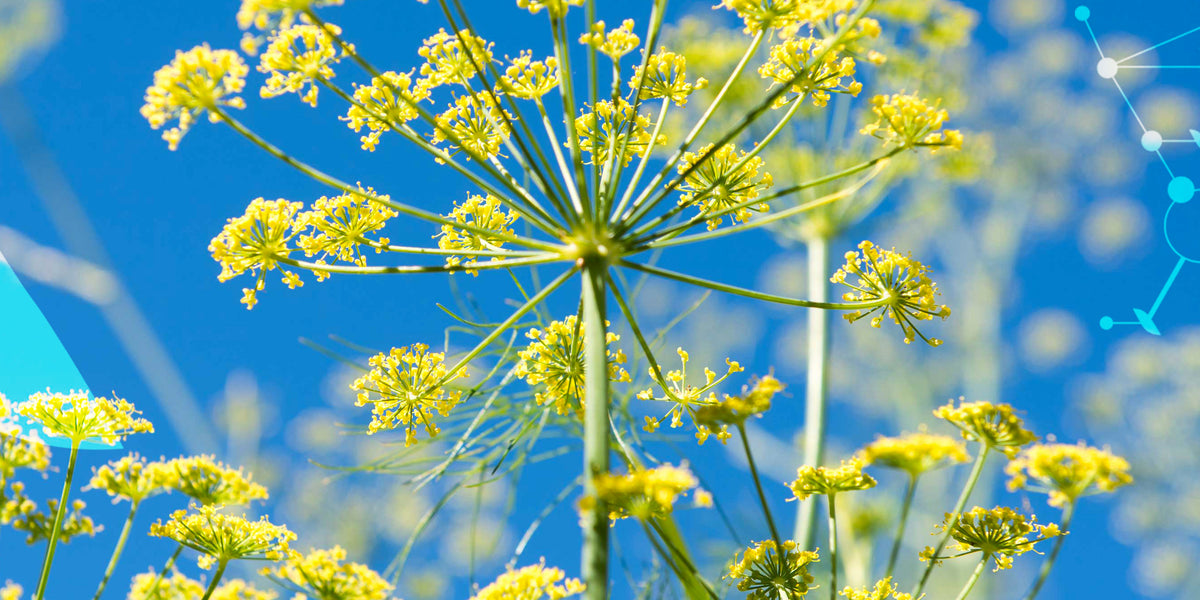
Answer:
[913,447,989,597]
[1022,502,1076,600]
[200,560,228,600]
[795,237,830,549]
[92,502,139,600]
[954,555,989,600]
[827,496,840,600]
[884,475,918,580]
[581,263,610,600]
[33,442,79,600]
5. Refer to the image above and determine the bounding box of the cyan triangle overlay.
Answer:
[0,248,119,449]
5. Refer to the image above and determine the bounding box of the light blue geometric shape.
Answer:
[1132,309,1161,335]
[1075,5,1090,21]
[1142,130,1163,151]
[1168,176,1195,203]
[0,249,120,450]
[1190,128,1200,148]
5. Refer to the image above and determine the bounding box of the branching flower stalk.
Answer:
[141,1,962,598]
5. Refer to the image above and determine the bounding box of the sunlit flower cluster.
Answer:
[0,583,20,600]
[693,374,785,443]
[637,348,744,439]
[839,577,912,600]
[726,539,820,600]
[677,143,774,230]
[299,191,396,266]
[140,45,249,150]
[11,498,97,545]
[1006,443,1132,508]
[16,391,153,446]
[437,194,519,274]
[418,29,494,88]
[831,240,950,346]
[858,431,969,477]
[258,23,348,107]
[209,198,309,310]
[580,463,698,521]
[759,37,861,108]
[934,398,1038,458]
[575,99,664,167]
[579,20,640,61]
[150,503,296,569]
[471,562,584,600]
[237,0,345,31]
[433,93,512,159]
[0,428,50,483]
[861,93,962,151]
[921,506,1062,571]
[86,453,171,505]
[343,71,432,151]
[127,570,275,600]
[498,52,560,100]
[264,546,394,600]
[790,459,876,500]
[515,0,584,18]
[351,343,469,443]
[516,316,629,416]
[630,48,707,107]
[162,454,269,506]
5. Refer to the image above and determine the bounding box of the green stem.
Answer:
[200,560,228,600]
[913,447,989,597]
[955,554,989,600]
[827,495,840,600]
[795,237,830,551]
[92,502,139,600]
[581,262,610,600]
[32,441,79,600]
[145,544,184,600]
[884,475,918,580]
[737,424,783,548]
[1022,502,1076,600]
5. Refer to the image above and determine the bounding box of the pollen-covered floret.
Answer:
[237,0,345,31]
[161,454,269,506]
[497,52,560,100]
[264,546,394,600]
[694,374,785,445]
[726,540,819,600]
[433,93,512,159]
[1006,443,1132,507]
[141,45,249,150]
[839,577,912,600]
[790,459,876,500]
[515,316,630,416]
[575,99,664,167]
[677,143,773,231]
[418,29,494,88]
[629,48,708,107]
[858,431,969,477]
[638,348,745,443]
[299,190,396,267]
[759,36,860,108]
[934,398,1038,458]
[343,71,432,151]
[351,343,469,444]
[258,23,349,107]
[579,463,698,521]
[86,453,171,505]
[472,562,584,600]
[861,93,962,151]
[578,19,640,61]
[16,391,153,446]
[150,503,295,570]
[209,198,311,310]
[436,194,519,275]
[921,506,1062,571]
[831,240,950,346]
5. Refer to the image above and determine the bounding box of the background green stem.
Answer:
[738,424,783,547]
[795,237,830,549]
[913,447,989,597]
[827,495,840,600]
[145,543,184,600]
[1022,502,1076,600]
[92,502,139,600]
[581,263,610,600]
[33,441,79,600]
[199,560,228,600]
[884,475,918,579]
[955,554,989,600]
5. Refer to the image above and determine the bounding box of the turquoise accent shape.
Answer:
[0,249,120,450]
[1075,5,1090,21]
[1190,129,1200,148]
[1168,176,1195,203]
[1132,309,1161,335]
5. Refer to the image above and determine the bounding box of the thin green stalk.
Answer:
[795,237,830,550]
[913,447,989,597]
[827,495,840,600]
[145,543,184,600]
[551,16,591,219]
[535,99,585,215]
[884,475,918,580]
[611,98,670,225]
[200,560,228,600]
[32,441,79,600]
[581,263,611,600]
[92,502,139,600]
[955,555,989,600]
[281,253,560,276]
[737,424,783,548]
[1022,502,1076,600]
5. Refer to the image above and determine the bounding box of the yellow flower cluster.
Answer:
[351,343,469,444]
[11,498,97,545]
[580,463,698,521]
[86,453,171,505]
[1006,443,1132,508]
[150,503,296,569]
[831,240,950,346]
[857,431,969,477]
[0,583,20,600]
[16,391,153,446]
[141,44,249,150]
[515,316,630,416]
[1,482,34,525]
[934,398,1038,458]
[726,539,819,600]
[579,19,640,61]
[418,29,494,88]
[162,454,270,506]
[839,577,911,600]
[630,48,707,107]
[299,191,396,267]
[209,198,309,310]
[676,144,773,231]
[721,0,855,33]
[433,93,512,159]
[693,374,785,444]
[637,348,743,436]
[759,37,861,108]
[343,71,432,151]
[0,427,50,483]
[437,194,519,275]
[575,99,664,167]
[516,0,584,18]
[472,562,585,600]
[237,0,345,31]
[128,569,275,600]
[498,52,560,100]
[258,23,349,107]
[921,506,1062,571]
[790,459,876,501]
[264,546,394,600]
[860,93,963,151]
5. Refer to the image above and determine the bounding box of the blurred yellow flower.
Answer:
[580,463,698,521]
[1006,442,1132,508]
[858,431,969,477]
[790,459,876,501]
[934,398,1038,458]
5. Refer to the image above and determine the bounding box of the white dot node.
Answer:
[1097,57,1119,79]
[1142,130,1163,152]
